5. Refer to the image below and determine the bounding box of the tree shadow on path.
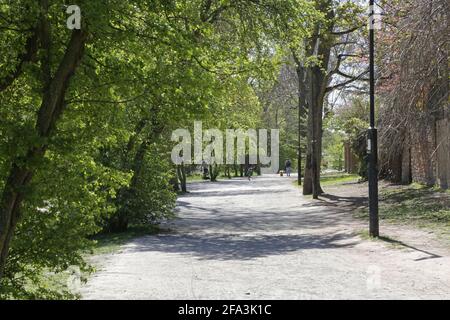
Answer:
[314,193,367,208]
[175,200,357,232]
[126,232,359,261]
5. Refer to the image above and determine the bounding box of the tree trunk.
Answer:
[295,60,306,186]
[303,66,326,196]
[109,124,164,232]
[225,165,232,179]
[209,164,219,182]
[0,163,35,277]
[301,1,334,196]
[181,163,187,191]
[105,210,130,233]
[303,155,313,194]
[177,163,187,192]
[255,163,261,176]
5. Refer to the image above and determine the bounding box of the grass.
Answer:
[186,174,228,182]
[186,174,205,182]
[292,173,359,188]
[357,230,406,249]
[354,184,450,239]
[320,173,359,186]
[291,172,449,241]
[89,224,161,255]
[20,224,163,299]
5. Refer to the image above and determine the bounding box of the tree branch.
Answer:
[331,25,363,36]
[0,28,39,92]
[326,69,369,93]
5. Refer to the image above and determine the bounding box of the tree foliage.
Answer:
[0,0,321,298]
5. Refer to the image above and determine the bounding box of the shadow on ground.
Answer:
[126,232,360,261]
[377,236,442,261]
[175,200,358,232]
[182,188,286,198]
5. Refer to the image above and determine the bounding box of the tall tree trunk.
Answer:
[225,165,232,179]
[177,163,187,192]
[302,0,334,196]
[295,60,306,186]
[255,162,261,176]
[307,66,328,198]
[0,20,88,278]
[181,163,187,191]
[209,164,219,182]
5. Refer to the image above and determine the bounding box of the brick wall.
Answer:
[436,119,450,189]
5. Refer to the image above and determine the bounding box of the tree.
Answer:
[291,0,368,198]
[332,96,371,179]
[0,0,88,279]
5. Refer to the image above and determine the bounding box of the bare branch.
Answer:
[331,25,363,36]
[326,69,369,93]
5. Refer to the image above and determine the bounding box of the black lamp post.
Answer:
[368,0,379,237]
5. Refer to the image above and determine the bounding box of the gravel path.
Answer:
[81,175,450,299]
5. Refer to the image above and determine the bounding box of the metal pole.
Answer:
[368,0,379,237]
[298,113,302,185]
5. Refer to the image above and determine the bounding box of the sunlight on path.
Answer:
[82,175,450,299]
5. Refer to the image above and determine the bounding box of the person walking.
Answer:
[285,159,292,177]
[246,165,254,181]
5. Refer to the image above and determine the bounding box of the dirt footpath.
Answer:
[81,175,450,299]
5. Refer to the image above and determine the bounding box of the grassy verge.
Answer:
[357,229,406,248]
[292,173,359,188]
[292,173,449,242]
[186,174,205,182]
[354,183,450,239]
[320,173,360,186]
[89,224,161,255]
[27,225,162,299]
[186,174,228,182]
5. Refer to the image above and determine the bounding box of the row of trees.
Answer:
[0,0,322,298]
[260,0,369,198]
[261,0,449,197]
[265,0,448,196]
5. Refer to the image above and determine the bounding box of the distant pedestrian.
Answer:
[246,165,254,181]
[285,159,292,177]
